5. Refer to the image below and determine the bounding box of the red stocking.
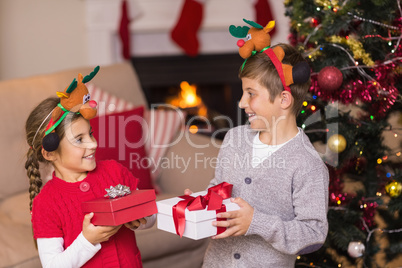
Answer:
[171,0,204,57]
[119,0,131,59]
[253,0,276,36]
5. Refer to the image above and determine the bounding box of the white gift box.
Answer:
[157,191,240,240]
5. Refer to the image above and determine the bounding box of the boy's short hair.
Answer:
[239,43,311,115]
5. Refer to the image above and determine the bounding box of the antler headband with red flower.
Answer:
[229,19,310,92]
[32,66,100,152]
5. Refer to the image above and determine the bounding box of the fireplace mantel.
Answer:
[85,0,289,66]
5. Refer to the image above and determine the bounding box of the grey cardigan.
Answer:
[203,125,329,268]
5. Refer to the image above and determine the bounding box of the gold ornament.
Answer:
[328,134,347,153]
[398,112,402,125]
[385,181,402,198]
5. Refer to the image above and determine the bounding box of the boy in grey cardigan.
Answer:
[187,43,329,267]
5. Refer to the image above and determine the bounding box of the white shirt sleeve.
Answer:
[37,232,101,268]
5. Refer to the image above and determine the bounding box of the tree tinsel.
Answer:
[287,0,402,266]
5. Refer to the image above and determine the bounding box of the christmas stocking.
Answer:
[252,0,276,36]
[119,0,131,59]
[171,0,204,57]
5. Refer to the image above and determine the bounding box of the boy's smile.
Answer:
[239,77,281,131]
[246,112,256,122]
[239,77,299,145]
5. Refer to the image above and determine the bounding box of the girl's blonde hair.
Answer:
[25,97,80,211]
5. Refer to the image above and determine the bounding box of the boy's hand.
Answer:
[124,217,147,230]
[184,188,193,195]
[211,197,254,239]
[82,212,122,245]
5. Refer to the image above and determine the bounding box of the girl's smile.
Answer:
[83,152,96,159]
[45,116,98,182]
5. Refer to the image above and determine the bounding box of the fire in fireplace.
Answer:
[167,81,207,116]
[131,53,246,138]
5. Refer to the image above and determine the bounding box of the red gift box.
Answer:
[81,189,157,226]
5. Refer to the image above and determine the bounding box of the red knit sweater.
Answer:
[32,160,142,267]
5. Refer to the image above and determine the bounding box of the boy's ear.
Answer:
[41,148,57,162]
[280,91,293,109]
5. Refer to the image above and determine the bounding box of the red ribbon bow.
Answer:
[172,182,233,237]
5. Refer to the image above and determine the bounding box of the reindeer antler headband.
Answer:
[32,66,100,152]
[229,19,310,92]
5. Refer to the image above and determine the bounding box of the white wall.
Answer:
[0,0,87,80]
[0,0,289,81]
[129,0,289,56]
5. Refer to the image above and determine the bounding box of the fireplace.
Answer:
[131,53,246,138]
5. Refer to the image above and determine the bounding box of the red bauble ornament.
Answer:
[317,66,343,91]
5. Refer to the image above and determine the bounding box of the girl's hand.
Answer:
[124,217,147,230]
[211,197,254,239]
[184,188,193,195]
[82,212,122,245]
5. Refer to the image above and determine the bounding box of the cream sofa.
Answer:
[0,62,221,268]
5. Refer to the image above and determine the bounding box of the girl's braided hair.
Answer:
[25,97,80,211]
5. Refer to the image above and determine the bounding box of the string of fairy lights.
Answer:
[300,102,402,161]
[297,0,402,162]
[289,1,402,265]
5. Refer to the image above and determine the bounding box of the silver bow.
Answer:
[104,184,131,199]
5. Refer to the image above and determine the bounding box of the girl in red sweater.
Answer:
[25,69,154,267]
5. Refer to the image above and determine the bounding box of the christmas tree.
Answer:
[285,0,402,267]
